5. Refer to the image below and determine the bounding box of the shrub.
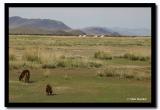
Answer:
[122,53,150,61]
[88,61,102,68]
[97,67,135,80]
[96,67,150,81]
[123,73,134,79]
[104,68,120,77]
[94,51,112,60]
[41,58,103,69]
[42,63,56,69]
[139,56,150,61]
[57,61,66,67]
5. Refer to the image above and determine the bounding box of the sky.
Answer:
[9,7,151,29]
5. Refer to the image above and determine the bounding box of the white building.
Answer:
[78,35,82,37]
[100,35,104,38]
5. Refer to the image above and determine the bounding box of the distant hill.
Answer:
[9,16,86,36]
[9,27,85,36]
[81,27,120,36]
[9,16,150,36]
[111,27,151,36]
[81,27,150,36]
[9,16,71,30]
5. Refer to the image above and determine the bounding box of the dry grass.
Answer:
[96,66,151,80]
[9,35,151,79]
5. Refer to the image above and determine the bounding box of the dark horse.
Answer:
[46,84,53,95]
[19,69,30,83]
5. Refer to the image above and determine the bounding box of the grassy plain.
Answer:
[9,35,151,103]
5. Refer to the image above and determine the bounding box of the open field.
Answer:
[9,35,151,103]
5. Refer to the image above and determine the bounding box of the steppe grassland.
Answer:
[9,35,151,102]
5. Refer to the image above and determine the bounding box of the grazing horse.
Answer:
[46,84,53,95]
[19,69,30,83]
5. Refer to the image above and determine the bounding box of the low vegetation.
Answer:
[94,51,112,60]
[120,53,150,61]
[9,54,17,61]
[96,67,151,80]
[42,58,103,68]
[9,35,151,103]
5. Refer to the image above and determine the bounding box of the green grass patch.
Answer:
[9,68,151,103]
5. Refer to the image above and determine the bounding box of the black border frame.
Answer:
[5,3,157,108]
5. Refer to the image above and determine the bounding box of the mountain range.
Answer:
[9,16,151,36]
[81,27,120,36]
[9,16,85,36]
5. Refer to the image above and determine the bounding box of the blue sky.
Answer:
[9,7,151,29]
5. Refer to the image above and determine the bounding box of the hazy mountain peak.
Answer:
[9,16,71,31]
[81,26,120,35]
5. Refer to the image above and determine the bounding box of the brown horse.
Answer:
[46,84,53,95]
[19,69,30,83]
